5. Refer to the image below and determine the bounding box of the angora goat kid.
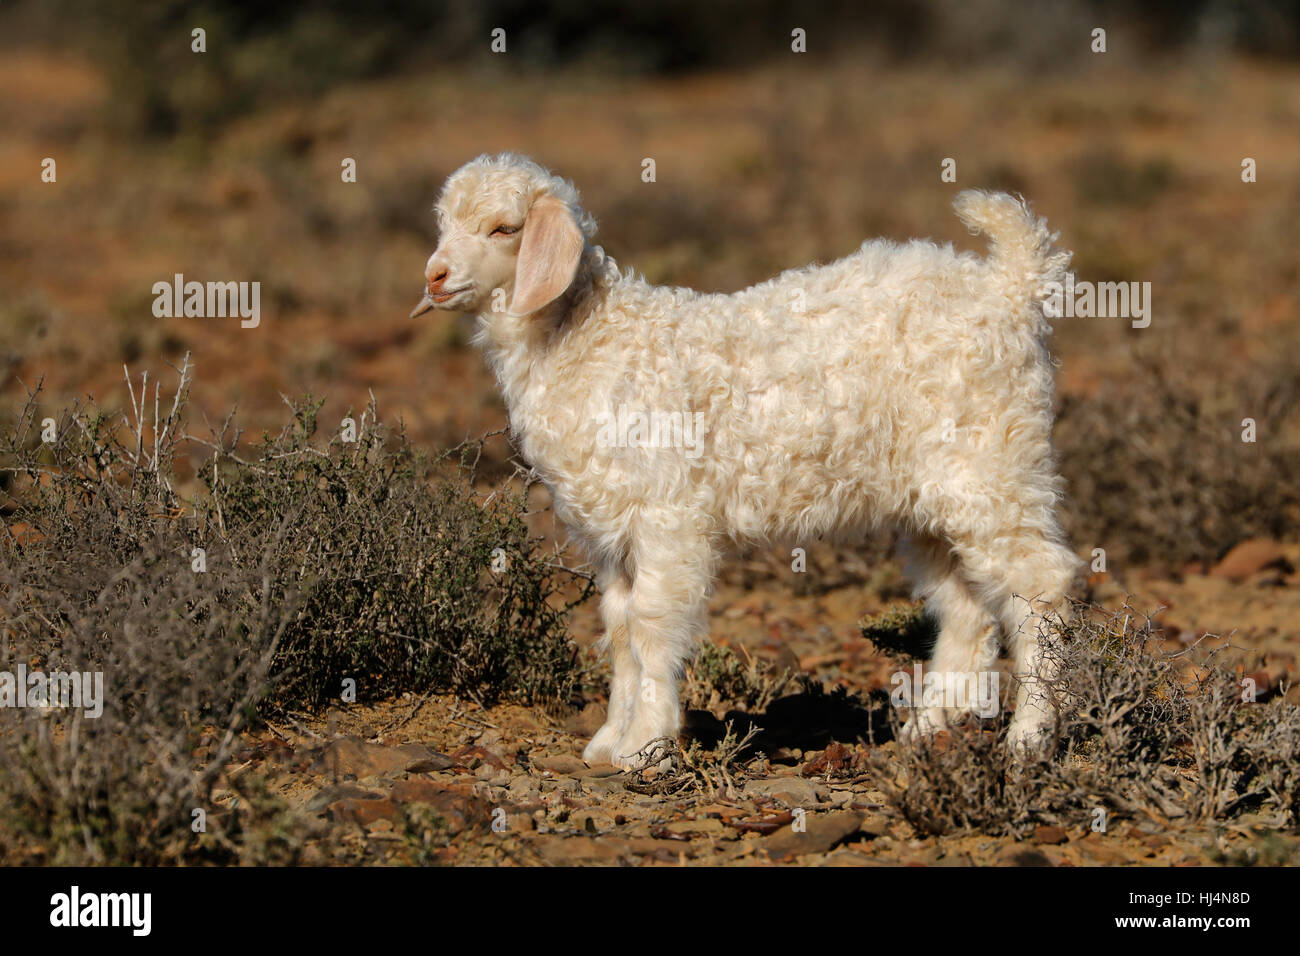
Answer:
[412,153,1079,768]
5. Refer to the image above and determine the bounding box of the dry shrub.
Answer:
[193,393,593,713]
[0,358,590,863]
[683,640,802,717]
[864,602,1300,837]
[621,723,762,800]
[860,602,937,662]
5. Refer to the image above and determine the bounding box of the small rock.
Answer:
[696,803,747,821]
[763,811,864,861]
[534,754,588,775]
[502,812,534,834]
[329,797,399,826]
[534,835,627,863]
[1076,835,1130,865]
[1210,539,1289,582]
[662,818,728,837]
[569,809,618,832]
[1033,825,1069,845]
[313,737,451,778]
[6,523,45,548]
[304,784,384,814]
[729,812,794,835]
[451,745,507,771]
[388,779,492,834]
[819,848,876,866]
[478,766,511,786]
[745,776,825,807]
[508,775,539,797]
[390,778,453,803]
[584,776,626,795]
[540,776,581,794]
[859,817,892,838]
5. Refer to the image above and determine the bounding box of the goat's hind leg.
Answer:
[898,535,1001,743]
[953,532,1077,755]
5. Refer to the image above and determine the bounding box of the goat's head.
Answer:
[411,153,593,320]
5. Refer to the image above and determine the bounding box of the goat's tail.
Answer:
[953,190,1071,306]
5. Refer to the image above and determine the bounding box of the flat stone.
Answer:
[763,811,864,861]
[662,818,729,837]
[533,835,627,863]
[583,776,626,795]
[388,778,492,834]
[329,797,400,826]
[534,754,588,775]
[1210,539,1289,581]
[304,783,384,814]
[313,736,452,777]
[1033,825,1069,845]
[745,776,825,808]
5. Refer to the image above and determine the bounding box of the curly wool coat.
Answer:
[414,153,1080,767]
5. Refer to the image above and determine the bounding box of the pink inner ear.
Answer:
[509,196,584,316]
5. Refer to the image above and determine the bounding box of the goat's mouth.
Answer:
[410,286,473,317]
[432,285,472,303]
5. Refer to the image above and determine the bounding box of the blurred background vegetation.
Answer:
[9,1,1300,138]
[2,0,1298,567]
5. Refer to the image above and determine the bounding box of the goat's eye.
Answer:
[490,224,521,237]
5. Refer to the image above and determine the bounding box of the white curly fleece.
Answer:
[416,153,1080,766]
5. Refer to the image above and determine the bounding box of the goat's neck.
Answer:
[474,245,613,429]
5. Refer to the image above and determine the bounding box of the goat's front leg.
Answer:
[582,570,636,765]
[612,548,713,771]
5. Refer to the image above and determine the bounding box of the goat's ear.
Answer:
[508,195,583,317]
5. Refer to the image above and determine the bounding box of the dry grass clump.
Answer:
[859,602,937,662]
[864,602,1300,837]
[193,392,593,713]
[0,358,590,863]
[683,640,804,717]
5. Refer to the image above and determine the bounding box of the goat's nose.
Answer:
[425,267,449,294]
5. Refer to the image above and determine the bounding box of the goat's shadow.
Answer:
[683,684,897,757]
[682,607,935,757]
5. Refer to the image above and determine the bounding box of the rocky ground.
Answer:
[214,537,1300,867]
